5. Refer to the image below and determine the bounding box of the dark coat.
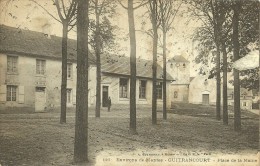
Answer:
[107,98,111,107]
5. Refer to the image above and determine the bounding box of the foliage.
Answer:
[190,0,259,91]
[89,16,117,52]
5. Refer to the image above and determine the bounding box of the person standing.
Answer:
[107,97,111,112]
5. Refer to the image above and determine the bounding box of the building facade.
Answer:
[189,75,254,110]
[166,55,190,103]
[188,75,217,105]
[0,25,173,112]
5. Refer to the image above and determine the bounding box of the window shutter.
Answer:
[18,86,25,103]
[73,89,76,104]
[0,85,6,102]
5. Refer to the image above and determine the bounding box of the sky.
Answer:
[0,0,202,76]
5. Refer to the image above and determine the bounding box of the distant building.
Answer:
[0,25,174,112]
[189,75,217,105]
[166,55,190,103]
[189,75,254,110]
[227,88,253,110]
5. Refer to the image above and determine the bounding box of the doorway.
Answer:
[35,87,46,112]
[102,86,109,107]
[202,94,209,105]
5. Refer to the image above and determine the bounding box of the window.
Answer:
[183,63,186,68]
[156,82,162,99]
[242,92,247,99]
[36,87,45,92]
[7,56,18,73]
[119,78,128,98]
[174,91,178,98]
[67,63,72,79]
[7,85,17,101]
[242,102,247,106]
[67,89,72,103]
[139,80,146,99]
[36,59,46,75]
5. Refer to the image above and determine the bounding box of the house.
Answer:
[252,89,259,109]
[188,75,217,105]
[0,25,174,112]
[100,55,173,108]
[189,74,254,109]
[166,55,190,103]
[0,24,96,112]
[227,88,253,110]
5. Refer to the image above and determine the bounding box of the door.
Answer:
[35,87,46,112]
[202,94,209,105]
[102,86,109,107]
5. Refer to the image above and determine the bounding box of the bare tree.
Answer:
[74,0,89,163]
[118,0,147,133]
[31,0,77,124]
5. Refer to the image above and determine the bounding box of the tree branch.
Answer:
[54,0,65,21]
[133,0,148,10]
[30,0,62,23]
[117,0,128,9]
[60,0,68,17]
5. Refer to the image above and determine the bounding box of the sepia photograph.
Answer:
[0,0,259,165]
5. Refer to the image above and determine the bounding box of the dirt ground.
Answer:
[0,104,259,166]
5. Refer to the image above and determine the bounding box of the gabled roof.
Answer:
[168,55,189,63]
[101,55,174,81]
[0,25,173,81]
[0,24,96,63]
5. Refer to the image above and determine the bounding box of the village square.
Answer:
[0,0,259,165]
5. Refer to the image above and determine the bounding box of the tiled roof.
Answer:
[0,24,96,63]
[168,55,189,63]
[0,25,173,80]
[101,55,174,81]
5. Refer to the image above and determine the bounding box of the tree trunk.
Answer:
[258,1,260,126]
[212,0,221,121]
[74,0,89,163]
[95,0,101,118]
[216,48,221,121]
[151,0,158,125]
[162,30,167,120]
[60,22,68,124]
[233,0,241,131]
[222,42,228,125]
[128,0,137,134]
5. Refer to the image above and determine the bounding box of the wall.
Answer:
[189,75,217,105]
[166,61,190,85]
[227,88,253,110]
[100,74,171,109]
[0,53,96,111]
[0,52,172,111]
[166,60,190,103]
[170,84,189,103]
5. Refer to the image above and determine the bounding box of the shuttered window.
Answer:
[7,85,17,101]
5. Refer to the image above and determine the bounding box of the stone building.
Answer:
[166,55,190,103]
[0,25,173,112]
